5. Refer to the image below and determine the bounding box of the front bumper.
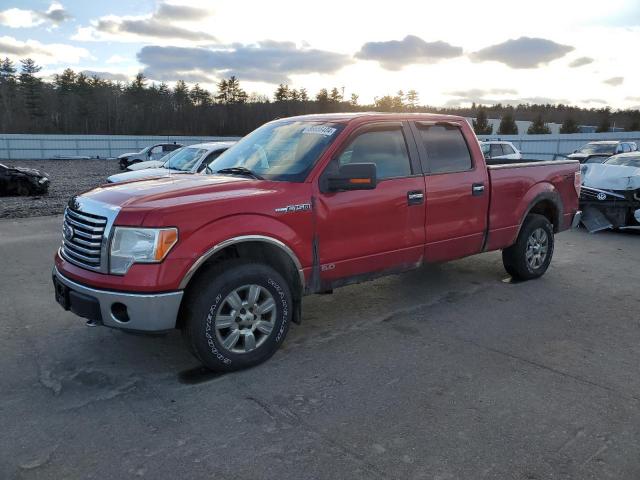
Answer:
[52,267,183,332]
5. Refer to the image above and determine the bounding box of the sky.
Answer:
[0,0,639,108]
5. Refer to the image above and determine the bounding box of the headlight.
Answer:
[109,227,178,274]
[38,177,48,184]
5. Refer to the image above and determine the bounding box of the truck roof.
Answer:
[281,112,467,124]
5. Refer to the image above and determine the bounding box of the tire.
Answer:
[502,214,554,280]
[182,260,292,372]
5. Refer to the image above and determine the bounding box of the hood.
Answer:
[582,164,640,191]
[128,160,164,171]
[107,168,183,184]
[9,166,48,178]
[567,153,588,160]
[83,174,277,212]
[118,152,139,159]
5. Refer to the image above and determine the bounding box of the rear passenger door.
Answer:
[316,122,426,284]
[410,121,489,262]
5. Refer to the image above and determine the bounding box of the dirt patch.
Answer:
[0,159,120,219]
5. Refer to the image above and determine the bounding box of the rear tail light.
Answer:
[574,171,581,197]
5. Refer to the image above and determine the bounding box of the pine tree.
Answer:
[559,117,579,134]
[406,90,419,109]
[19,58,44,123]
[215,79,229,104]
[349,93,359,106]
[329,87,342,103]
[0,57,17,131]
[299,88,309,101]
[497,112,518,135]
[527,114,551,134]
[274,84,290,102]
[473,108,493,135]
[226,76,247,103]
[315,88,329,103]
[289,88,300,101]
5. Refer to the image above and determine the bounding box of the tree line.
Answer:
[1,57,639,136]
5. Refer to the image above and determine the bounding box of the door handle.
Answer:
[472,183,485,196]
[407,190,424,205]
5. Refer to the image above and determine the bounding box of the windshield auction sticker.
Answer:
[302,126,337,136]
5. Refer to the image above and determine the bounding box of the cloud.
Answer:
[603,76,624,86]
[138,41,353,84]
[626,96,640,101]
[569,56,594,68]
[156,3,210,21]
[470,37,574,68]
[445,88,518,106]
[80,70,129,82]
[73,2,215,43]
[0,36,89,65]
[355,35,462,70]
[0,2,71,28]
[581,98,607,104]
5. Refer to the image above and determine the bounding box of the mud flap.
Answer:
[581,206,613,233]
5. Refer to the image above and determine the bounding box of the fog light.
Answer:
[111,302,130,323]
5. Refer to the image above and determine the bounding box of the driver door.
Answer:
[315,122,426,285]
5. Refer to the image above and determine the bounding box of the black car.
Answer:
[0,162,50,196]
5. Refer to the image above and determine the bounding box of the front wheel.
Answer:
[502,214,554,280]
[182,261,292,372]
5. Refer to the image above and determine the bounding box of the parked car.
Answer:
[117,143,183,170]
[53,113,580,372]
[480,141,522,161]
[107,142,236,184]
[579,152,640,231]
[567,141,637,164]
[0,162,50,196]
[126,147,182,171]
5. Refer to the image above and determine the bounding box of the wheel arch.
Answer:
[518,190,563,237]
[176,236,304,327]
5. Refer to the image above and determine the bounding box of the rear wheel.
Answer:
[182,260,292,371]
[502,214,554,280]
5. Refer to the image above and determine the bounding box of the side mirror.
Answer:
[573,149,578,153]
[327,163,377,191]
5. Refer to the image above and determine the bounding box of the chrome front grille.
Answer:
[61,207,107,271]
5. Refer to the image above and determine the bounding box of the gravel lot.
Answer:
[0,159,119,219]
[1,216,639,479]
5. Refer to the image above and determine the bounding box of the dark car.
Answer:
[567,141,637,164]
[0,162,50,196]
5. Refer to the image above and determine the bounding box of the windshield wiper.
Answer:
[214,167,264,180]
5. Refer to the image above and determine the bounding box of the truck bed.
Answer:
[485,159,580,251]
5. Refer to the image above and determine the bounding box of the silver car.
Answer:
[107,142,236,184]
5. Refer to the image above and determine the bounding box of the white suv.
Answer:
[480,141,522,161]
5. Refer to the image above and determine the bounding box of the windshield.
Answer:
[605,154,640,168]
[577,143,616,155]
[211,121,344,182]
[480,143,490,154]
[163,147,208,171]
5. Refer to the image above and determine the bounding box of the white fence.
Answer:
[0,134,241,160]
[477,131,640,160]
[2,131,640,161]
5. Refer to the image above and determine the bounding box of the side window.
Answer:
[337,128,412,180]
[622,143,631,153]
[418,125,473,173]
[490,144,504,158]
[502,144,515,155]
[199,149,226,172]
[164,144,178,152]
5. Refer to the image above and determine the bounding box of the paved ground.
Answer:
[0,160,119,219]
[1,216,639,479]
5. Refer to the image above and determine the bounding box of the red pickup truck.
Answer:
[53,113,581,371]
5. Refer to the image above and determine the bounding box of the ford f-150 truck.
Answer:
[53,113,581,371]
